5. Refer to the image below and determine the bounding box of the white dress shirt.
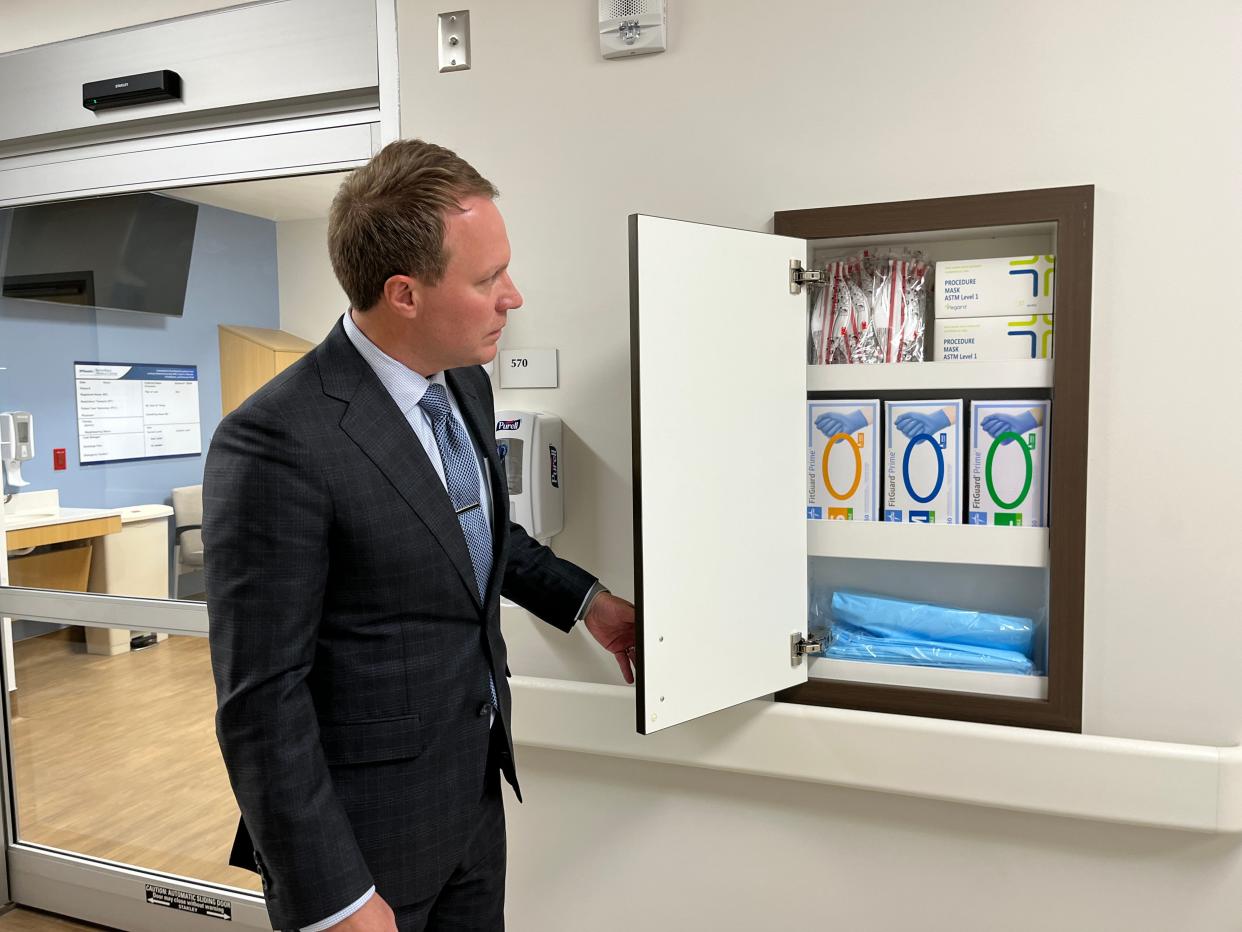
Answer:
[343,309,492,523]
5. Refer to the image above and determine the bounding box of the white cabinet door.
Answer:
[630,215,808,734]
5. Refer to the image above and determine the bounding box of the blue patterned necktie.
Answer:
[418,383,497,707]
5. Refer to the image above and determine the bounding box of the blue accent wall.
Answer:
[0,202,278,510]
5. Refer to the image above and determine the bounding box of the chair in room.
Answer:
[171,484,204,599]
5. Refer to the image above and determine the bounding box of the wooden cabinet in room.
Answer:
[218,325,315,416]
[629,186,1093,734]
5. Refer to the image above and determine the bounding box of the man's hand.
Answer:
[584,592,637,685]
[328,893,396,931]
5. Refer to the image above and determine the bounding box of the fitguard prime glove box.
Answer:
[807,400,881,521]
[967,400,1051,527]
[884,399,963,524]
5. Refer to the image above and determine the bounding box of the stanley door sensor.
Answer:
[83,70,182,111]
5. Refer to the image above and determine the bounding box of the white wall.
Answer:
[387,1,1242,929]
[9,3,1242,930]
[389,0,1242,746]
[277,218,346,343]
[507,746,1242,932]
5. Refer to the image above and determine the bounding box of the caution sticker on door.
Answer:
[145,884,232,921]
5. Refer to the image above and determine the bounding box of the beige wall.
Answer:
[389,0,1242,747]
[507,745,1242,932]
[8,2,1242,930]
[387,1,1242,929]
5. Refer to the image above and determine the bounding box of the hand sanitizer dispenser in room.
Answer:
[0,412,34,491]
[495,411,563,544]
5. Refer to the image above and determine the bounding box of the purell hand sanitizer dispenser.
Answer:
[0,412,34,491]
[494,411,563,544]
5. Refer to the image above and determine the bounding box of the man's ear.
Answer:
[382,274,420,321]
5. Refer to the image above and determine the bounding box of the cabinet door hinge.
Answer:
[791,632,824,667]
[789,259,823,295]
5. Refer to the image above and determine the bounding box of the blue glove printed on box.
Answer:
[982,411,1038,446]
[895,409,950,440]
[823,627,1035,674]
[830,590,1036,657]
[815,408,869,442]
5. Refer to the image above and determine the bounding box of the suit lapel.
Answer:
[446,367,508,606]
[318,320,483,611]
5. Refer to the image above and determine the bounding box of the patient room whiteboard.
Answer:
[74,362,202,464]
[630,215,808,735]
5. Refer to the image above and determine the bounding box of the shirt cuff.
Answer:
[301,886,375,932]
[575,580,609,622]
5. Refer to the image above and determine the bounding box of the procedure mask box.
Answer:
[936,255,1055,319]
[968,400,1051,527]
[807,399,881,521]
[934,314,1054,361]
[884,399,963,524]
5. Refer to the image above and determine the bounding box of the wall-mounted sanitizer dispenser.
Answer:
[495,411,563,544]
[0,411,34,491]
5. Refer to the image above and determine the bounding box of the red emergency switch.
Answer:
[53,448,67,470]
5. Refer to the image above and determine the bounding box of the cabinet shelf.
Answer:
[809,656,1048,700]
[807,520,1049,568]
[806,359,1052,394]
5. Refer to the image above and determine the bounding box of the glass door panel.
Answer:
[8,615,257,892]
[0,170,348,927]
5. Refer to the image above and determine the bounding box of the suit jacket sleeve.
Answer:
[500,519,596,632]
[204,398,373,930]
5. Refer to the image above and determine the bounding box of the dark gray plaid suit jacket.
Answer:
[204,318,593,930]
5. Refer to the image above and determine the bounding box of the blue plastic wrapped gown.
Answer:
[830,590,1036,657]
[823,626,1035,675]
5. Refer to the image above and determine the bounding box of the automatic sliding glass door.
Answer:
[0,169,347,929]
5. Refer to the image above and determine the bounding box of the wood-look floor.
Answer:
[0,906,113,930]
[9,630,262,895]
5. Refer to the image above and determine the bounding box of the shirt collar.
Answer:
[342,309,445,415]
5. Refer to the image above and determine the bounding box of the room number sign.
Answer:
[498,348,558,388]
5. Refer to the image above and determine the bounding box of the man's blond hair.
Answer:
[328,139,499,310]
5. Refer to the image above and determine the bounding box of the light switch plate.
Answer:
[438,10,471,72]
[498,349,558,388]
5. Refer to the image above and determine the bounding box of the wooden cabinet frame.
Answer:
[773,186,1094,732]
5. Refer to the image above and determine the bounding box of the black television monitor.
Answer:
[1,192,198,317]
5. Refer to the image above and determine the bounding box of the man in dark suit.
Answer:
[204,139,636,932]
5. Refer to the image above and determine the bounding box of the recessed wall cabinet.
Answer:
[630,186,1092,734]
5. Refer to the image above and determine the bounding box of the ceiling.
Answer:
[161,171,350,222]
